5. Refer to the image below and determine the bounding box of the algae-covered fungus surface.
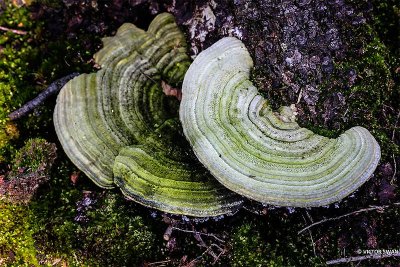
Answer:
[180,37,381,207]
[53,13,243,217]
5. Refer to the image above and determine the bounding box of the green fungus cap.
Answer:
[180,37,381,207]
[54,14,243,217]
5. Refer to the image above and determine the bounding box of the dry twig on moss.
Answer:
[391,110,400,184]
[0,25,27,35]
[298,203,400,234]
[171,226,225,243]
[326,251,400,265]
[167,225,227,265]
[301,213,316,257]
[146,260,171,266]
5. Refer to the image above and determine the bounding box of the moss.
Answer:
[0,2,96,163]
[333,26,398,160]
[230,221,284,267]
[227,214,327,267]
[290,17,399,164]
[28,159,86,261]
[0,122,19,162]
[226,202,400,267]
[0,3,43,161]
[0,201,38,266]
[369,0,400,56]
[77,193,157,266]
[1,138,56,204]
[11,138,56,175]
[29,159,159,265]
[30,0,63,9]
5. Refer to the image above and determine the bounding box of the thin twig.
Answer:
[391,110,400,184]
[326,252,400,265]
[170,225,226,266]
[391,110,400,141]
[296,88,303,104]
[298,203,400,234]
[201,243,218,261]
[8,73,79,120]
[392,153,397,184]
[171,227,225,243]
[187,244,225,266]
[72,252,79,266]
[0,25,27,35]
[209,243,226,263]
[302,214,316,257]
[147,260,171,266]
[212,247,226,265]
[163,225,174,241]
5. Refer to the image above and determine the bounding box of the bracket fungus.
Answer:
[180,37,381,207]
[54,14,243,217]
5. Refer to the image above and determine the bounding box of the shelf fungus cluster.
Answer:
[54,13,243,217]
[55,13,381,216]
[180,37,381,207]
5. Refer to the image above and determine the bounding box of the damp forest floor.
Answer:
[0,0,399,266]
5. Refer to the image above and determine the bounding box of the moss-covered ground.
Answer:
[0,0,399,266]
